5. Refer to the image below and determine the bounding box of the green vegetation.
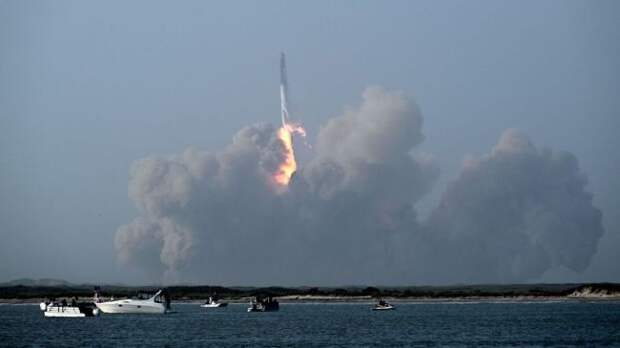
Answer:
[1,281,619,301]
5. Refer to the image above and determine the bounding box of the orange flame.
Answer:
[274,123,306,186]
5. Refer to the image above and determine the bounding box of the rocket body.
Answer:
[280,52,290,127]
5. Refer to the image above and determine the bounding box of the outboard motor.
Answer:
[39,301,48,311]
[163,289,171,311]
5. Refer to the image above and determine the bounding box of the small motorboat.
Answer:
[200,296,228,308]
[247,295,279,312]
[40,299,99,317]
[94,289,171,314]
[373,299,395,311]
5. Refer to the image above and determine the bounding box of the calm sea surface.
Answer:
[1,301,619,347]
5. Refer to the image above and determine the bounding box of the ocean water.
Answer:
[1,301,619,347]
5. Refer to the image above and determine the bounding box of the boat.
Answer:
[247,295,279,312]
[373,299,395,311]
[200,296,228,308]
[40,299,99,317]
[94,289,171,314]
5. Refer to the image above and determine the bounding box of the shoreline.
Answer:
[3,295,619,305]
[2,283,618,304]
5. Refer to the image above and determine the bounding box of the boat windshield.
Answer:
[154,292,169,305]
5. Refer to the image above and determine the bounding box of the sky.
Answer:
[0,0,618,285]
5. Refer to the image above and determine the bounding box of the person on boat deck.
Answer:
[61,299,67,307]
[71,297,77,306]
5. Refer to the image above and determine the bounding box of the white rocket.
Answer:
[280,52,290,127]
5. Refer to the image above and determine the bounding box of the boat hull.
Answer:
[43,305,99,317]
[201,303,228,308]
[44,310,86,318]
[247,303,279,312]
[95,302,166,314]
[372,306,395,311]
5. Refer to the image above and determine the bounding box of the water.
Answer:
[1,301,619,347]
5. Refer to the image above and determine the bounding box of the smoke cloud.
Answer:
[115,88,604,285]
[425,129,604,283]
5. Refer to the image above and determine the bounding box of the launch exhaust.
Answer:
[274,53,306,186]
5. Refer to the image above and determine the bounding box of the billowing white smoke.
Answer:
[425,129,604,283]
[288,87,439,284]
[115,88,604,285]
[115,123,290,282]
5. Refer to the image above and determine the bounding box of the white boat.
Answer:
[40,301,99,317]
[94,289,171,314]
[200,296,228,308]
[373,300,395,311]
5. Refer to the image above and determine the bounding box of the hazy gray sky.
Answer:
[1,0,618,285]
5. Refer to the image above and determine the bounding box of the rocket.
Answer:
[279,52,306,138]
[280,52,290,127]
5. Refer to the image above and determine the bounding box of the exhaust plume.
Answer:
[114,61,604,284]
[425,129,604,283]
